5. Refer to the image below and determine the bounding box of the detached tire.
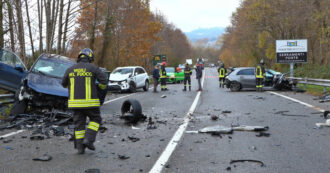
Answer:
[121,99,142,123]
[143,81,149,91]
[230,82,241,92]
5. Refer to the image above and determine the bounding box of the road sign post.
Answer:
[276,39,308,77]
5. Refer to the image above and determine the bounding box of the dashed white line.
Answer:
[268,91,325,112]
[149,70,205,173]
[0,130,25,138]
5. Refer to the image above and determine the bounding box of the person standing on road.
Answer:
[183,63,192,91]
[195,63,203,91]
[62,48,107,154]
[160,62,168,91]
[255,59,266,92]
[152,64,160,92]
[218,63,227,88]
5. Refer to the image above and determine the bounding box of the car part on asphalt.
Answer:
[323,111,330,119]
[85,169,101,173]
[230,160,265,167]
[232,125,269,131]
[211,115,219,121]
[161,95,166,98]
[32,154,52,161]
[316,119,330,127]
[118,154,130,160]
[128,136,140,142]
[199,125,233,134]
[121,99,143,124]
[319,94,330,103]
[147,117,157,129]
[256,132,271,137]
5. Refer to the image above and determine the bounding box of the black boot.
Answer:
[76,139,85,154]
[183,87,186,91]
[83,138,95,151]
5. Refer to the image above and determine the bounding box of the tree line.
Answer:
[219,0,329,70]
[0,0,196,72]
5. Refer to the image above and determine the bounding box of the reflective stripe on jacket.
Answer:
[62,61,107,109]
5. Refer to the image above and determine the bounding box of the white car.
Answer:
[108,66,149,93]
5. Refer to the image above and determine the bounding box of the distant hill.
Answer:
[185,27,225,46]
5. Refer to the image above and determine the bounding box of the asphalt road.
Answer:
[0,68,329,173]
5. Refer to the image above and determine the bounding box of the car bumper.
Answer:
[108,81,130,91]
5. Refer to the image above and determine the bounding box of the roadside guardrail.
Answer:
[0,94,15,106]
[287,77,330,93]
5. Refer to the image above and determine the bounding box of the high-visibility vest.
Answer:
[255,65,264,78]
[160,68,167,78]
[219,68,225,78]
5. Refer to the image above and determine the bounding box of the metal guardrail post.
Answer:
[324,86,327,94]
[304,77,307,90]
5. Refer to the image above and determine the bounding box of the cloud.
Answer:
[150,0,241,32]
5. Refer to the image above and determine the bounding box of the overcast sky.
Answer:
[150,0,241,32]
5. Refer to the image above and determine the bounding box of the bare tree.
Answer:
[0,1,3,48]
[50,0,59,50]
[89,0,98,50]
[56,0,64,54]
[6,0,15,51]
[99,1,113,67]
[24,0,35,56]
[15,0,26,61]
[61,0,71,54]
[37,0,43,53]
[44,0,51,52]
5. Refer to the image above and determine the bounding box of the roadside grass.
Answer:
[297,83,328,96]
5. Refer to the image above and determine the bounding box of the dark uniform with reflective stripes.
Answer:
[160,65,167,91]
[183,64,192,91]
[62,52,107,154]
[255,63,265,92]
[218,65,227,88]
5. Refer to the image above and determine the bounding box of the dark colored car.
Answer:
[0,48,27,92]
[11,54,76,115]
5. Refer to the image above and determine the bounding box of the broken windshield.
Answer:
[32,58,73,78]
[112,68,133,75]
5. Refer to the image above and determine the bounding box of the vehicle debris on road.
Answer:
[32,154,52,161]
[84,169,101,173]
[230,159,265,167]
[232,125,269,131]
[199,125,233,134]
[118,154,130,160]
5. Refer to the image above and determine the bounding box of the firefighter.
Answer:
[183,63,192,91]
[160,62,168,91]
[218,63,227,88]
[62,48,107,154]
[255,59,266,92]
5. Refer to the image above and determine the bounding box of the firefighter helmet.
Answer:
[78,48,94,62]
[162,62,167,66]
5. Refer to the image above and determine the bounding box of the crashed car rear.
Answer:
[11,54,76,115]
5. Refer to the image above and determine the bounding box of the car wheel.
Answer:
[129,82,136,93]
[143,81,149,91]
[230,82,241,92]
[121,99,142,123]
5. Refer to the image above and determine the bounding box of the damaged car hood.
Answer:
[27,72,68,97]
[110,73,131,82]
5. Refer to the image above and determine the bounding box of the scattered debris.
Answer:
[33,154,52,161]
[145,154,150,157]
[230,160,265,167]
[99,126,108,133]
[5,146,13,150]
[323,111,330,119]
[131,126,140,130]
[147,117,157,129]
[84,169,101,173]
[256,132,270,137]
[254,96,264,100]
[30,135,45,140]
[316,119,330,127]
[165,164,170,168]
[226,167,231,171]
[128,136,140,142]
[156,120,167,125]
[274,111,289,114]
[161,95,167,98]
[199,125,233,134]
[118,154,130,160]
[232,125,268,132]
[211,115,219,121]
[3,139,12,143]
[222,111,232,114]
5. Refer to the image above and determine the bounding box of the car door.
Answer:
[0,49,27,92]
[135,68,144,87]
[238,69,255,88]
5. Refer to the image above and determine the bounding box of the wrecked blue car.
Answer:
[11,54,76,115]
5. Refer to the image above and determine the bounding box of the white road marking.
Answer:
[149,70,205,173]
[0,130,25,138]
[268,91,325,112]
